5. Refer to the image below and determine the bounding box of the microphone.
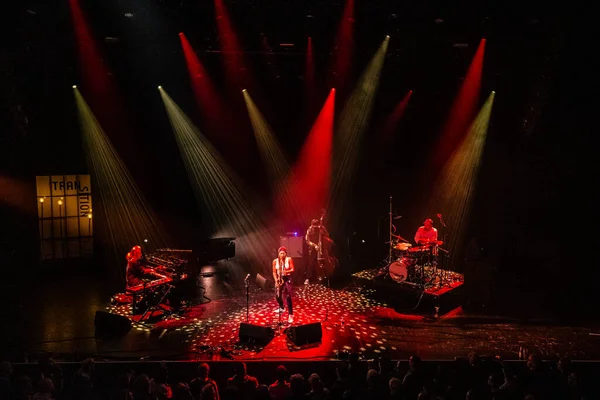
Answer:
[245,274,250,281]
[437,213,446,228]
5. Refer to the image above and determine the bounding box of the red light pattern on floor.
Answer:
[107,284,423,360]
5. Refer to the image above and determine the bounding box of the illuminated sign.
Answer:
[36,175,93,260]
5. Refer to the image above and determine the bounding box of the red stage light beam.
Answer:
[381,90,413,139]
[68,0,131,149]
[213,0,249,91]
[179,33,226,130]
[329,0,355,92]
[282,89,336,222]
[429,39,486,174]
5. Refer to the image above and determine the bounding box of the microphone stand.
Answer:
[437,216,449,287]
[388,196,393,265]
[244,275,250,322]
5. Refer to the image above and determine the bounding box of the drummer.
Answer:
[414,218,438,246]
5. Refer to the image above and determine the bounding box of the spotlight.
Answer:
[242,89,247,92]
[88,213,92,219]
[39,198,44,203]
[158,85,162,89]
[385,35,390,39]
[123,13,134,18]
[492,90,496,93]
[144,239,148,243]
[72,85,77,89]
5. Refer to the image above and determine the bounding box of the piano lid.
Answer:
[154,237,235,264]
[195,237,235,263]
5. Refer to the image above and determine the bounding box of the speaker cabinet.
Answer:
[280,235,304,258]
[239,323,274,345]
[286,322,322,345]
[94,311,132,338]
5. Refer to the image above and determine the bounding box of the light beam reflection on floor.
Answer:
[106,284,405,359]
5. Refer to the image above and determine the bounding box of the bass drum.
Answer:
[389,260,407,283]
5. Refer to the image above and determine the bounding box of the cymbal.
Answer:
[391,233,409,242]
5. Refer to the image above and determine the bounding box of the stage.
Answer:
[2,266,600,363]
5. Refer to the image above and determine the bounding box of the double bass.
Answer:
[316,210,337,279]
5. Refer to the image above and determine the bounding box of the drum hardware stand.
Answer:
[244,274,250,322]
[388,196,393,265]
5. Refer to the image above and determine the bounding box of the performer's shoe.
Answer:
[304,279,309,285]
[275,307,285,313]
[288,314,294,324]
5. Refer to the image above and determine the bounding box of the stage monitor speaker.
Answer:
[94,310,132,338]
[286,322,322,345]
[280,235,304,258]
[239,322,274,345]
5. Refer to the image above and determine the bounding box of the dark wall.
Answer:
[2,3,582,314]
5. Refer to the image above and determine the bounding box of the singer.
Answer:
[272,246,295,323]
[414,218,438,245]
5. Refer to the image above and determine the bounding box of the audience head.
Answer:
[557,357,570,373]
[174,382,193,400]
[466,388,485,400]
[389,377,401,394]
[491,390,511,400]
[275,365,287,382]
[366,369,379,387]
[197,363,210,379]
[81,358,95,374]
[37,378,55,394]
[336,362,350,380]
[155,363,169,384]
[256,384,270,400]
[379,354,392,372]
[527,354,541,371]
[132,374,151,394]
[488,372,503,389]
[468,352,480,367]
[409,355,422,370]
[309,373,324,392]
[349,352,360,365]
[289,374,305,395]
[234,362,247,377]
[117,373,131,389]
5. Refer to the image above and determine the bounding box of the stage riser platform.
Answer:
[352,273,464,316]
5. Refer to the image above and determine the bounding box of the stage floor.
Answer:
[2,268,600,362]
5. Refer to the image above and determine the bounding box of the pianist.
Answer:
[126,245,183,313]
[126,245,158,287]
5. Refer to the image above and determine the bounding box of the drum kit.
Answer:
[387,237,446,287]
[381,196,452,289]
